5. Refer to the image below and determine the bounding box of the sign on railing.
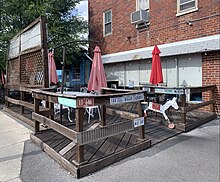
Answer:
[58,97,94,108]
[77,97,94,107]
[155,88,184,94]
[110,93,144,105]
[133,117,144,128]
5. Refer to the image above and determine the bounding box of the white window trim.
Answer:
[176,0,198,16]
[136,0,149,11]
[135,0,150,29]
[103,10,112,37]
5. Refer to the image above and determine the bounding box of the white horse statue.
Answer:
[143,97,179,129]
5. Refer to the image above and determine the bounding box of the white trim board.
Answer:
[102,34,220,64]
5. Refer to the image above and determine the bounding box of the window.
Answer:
[73,63,80,80]
[137,0,149,11]
[136,0,149,29]
[103,10,112,36]
[177,0,198,16]
[65,70,70,87]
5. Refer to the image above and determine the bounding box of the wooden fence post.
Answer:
[180,91,186,124]
[49,102,54,120]
[138,101,145,139]
[100,89,106,126]
[34,98,40,133]
[20,91,24,114]
[100,104,106,126]
[5,88,9,107]
[209,89,214,112]
[76,108,84,163]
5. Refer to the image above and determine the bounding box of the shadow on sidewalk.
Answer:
[0,104,4,110]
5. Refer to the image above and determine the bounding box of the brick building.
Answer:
[88,0,220,113]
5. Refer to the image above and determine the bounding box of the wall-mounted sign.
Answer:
[133,117,144,128]
[77,97,94,107]
[155,88,184,94]
[110,93,144,105]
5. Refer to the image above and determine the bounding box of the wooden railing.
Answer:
[32,88,148,163]
[141,84,216,125]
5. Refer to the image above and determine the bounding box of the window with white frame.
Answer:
[136,0,149,29]
[177,0,198,15]
[137,0,149,11]
[103,10,112,36]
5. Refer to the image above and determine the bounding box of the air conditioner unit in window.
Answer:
[131,9,149,24]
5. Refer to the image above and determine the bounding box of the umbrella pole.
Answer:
[60,46,66,124]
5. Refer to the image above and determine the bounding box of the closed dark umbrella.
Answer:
[88,46,107,93]
[150,45,163,85]
[48,52,58,85]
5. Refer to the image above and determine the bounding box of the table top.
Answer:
[57,91,94,96]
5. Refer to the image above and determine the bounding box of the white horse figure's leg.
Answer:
[144,108,148,117]
[67,107,73,122]
[162,111,169,121]
[162,111,175,129]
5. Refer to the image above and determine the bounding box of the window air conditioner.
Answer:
[131,9,149,24]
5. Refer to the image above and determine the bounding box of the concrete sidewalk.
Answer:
[0,110,31,182]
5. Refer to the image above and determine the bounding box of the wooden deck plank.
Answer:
[78,139,151,178]
[83,139,107,162]
[81,115,117,154]
[80,115,117,162]
[106,115,119,125]
[144,125,181,145]
[101,133,125,158]
[130,102,138,113]
[54,138,72,152]
[126,134,138,148]
[59,140,77,156]
[115,133,132,152]
[90,137,114,161]
[30,134,78,177]
[126,103,134,112]
[35,129,60,143]
[46,133,65,146]
[62,145,77,161]
[132,120,164,136]
[50,137,67,150]
[110,115,124,124]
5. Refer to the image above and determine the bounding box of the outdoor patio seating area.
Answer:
[1,86,215,178]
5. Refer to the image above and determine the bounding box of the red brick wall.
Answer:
[202,51,220,113]
[89,0,220,55]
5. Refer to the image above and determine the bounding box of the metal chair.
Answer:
[41,100,73,122]
[80,87,101,123]
[85,105,101,123]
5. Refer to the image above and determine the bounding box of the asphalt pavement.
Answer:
[0,106,219,182]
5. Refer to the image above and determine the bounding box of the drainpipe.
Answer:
[175,57,179,87]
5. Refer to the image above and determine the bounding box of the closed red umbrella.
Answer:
[48,52,58,85]
[150,45,163,85]
[1,72,6,85]
[88,46,107,93]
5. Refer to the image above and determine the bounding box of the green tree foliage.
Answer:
[0,0,88,71]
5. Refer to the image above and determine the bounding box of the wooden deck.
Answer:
[31,113,151,178]
[3,101,217,178]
